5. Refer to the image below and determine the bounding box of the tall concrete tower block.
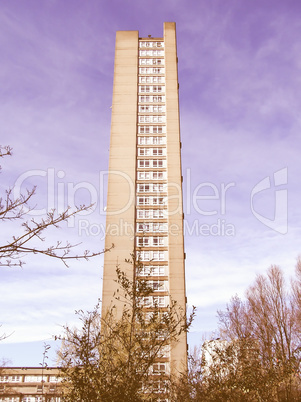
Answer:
[102,22,187,374]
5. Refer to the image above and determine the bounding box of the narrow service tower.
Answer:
[102,22,187,374]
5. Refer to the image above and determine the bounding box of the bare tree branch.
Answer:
[0,145,113,267]
[56,256,195,401]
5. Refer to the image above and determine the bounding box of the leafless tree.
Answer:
[56,256,195,401]
[0,145,112,267]
[216,265,301,401]
[174,264,301,401]
[292,257,301,333]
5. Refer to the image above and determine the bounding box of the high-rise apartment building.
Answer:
[102,22,187,375]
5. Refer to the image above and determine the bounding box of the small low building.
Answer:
[0,367,62,402]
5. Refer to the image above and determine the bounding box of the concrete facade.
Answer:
[102,22,187,375]
[0,367,62,402]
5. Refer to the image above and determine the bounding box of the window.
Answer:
[11,376,21,382]
[153,126,163,134]
[137,171,150,180]
[152,148,164,156]
[153,67,164,74]
[140,296,165,308]
[0,376,21,383]
[136,209,166,219]
[152,59,164,65]
[137,237,149,247]
[152,265,166,276]
[137,183,164,193]
[137,137,146,145]
[137,265,166,276]
[139,85,151,92]
[153,237,165,246]
[152,184,164,192]
[153,209,165,219]
[153,171,164,179]
[159,345,170,359]
[138,126,150,134]
[137,223,150,232]
[141,297,152,307]
[152,95,164,103]
[152,280,163,291]
[153,76,162,83]
[137,210,144,219]
[138,236,165,248]
[153,223,167,232]
[152,115,163,123]
[139,41,152,48]
[138,197,150,205]
[139,85,165,94]
[153,380,167,393]
[153,105,163,112]
[139,104,165,113]
[139,76,152,83]
[152,50,164,56]
[137,209,150,219]
[137,196,165,206]
[139,67,153,74]
[139,115,151,123]
[137,137,165,145]
[137,209,151,219]
[139,105,151,112]
[139,59,152,66]
[138,251,150,261]
[153,296,166,307]
[152,137,164,145]
[139,95,150,103]
[153,251,165,261]
[138,265,151,276]
[139,95,165,104]
[138,265,166,276]
[24,376,43,382]
[153,86,163,93]
[138,148,151,156]
[136,223,167,233]
[140,41,164,49]
[138,160,150,168]
[153,160,164,168]
[137,251,166,262]
[137,184,150,192]
[154,237,163,246]
[153,197,165,205]
[140,49,164,57]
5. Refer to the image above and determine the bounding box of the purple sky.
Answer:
[1,0,301,366]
